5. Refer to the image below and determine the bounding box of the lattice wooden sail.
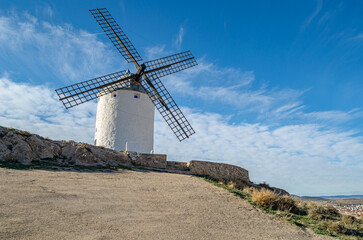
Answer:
[89,8,142,66]
[144,51,197,79]
[142,74,195,141]
[55,71,133,109]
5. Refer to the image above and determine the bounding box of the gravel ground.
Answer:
[0,167,333,240]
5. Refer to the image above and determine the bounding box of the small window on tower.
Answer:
[134,93,140,99]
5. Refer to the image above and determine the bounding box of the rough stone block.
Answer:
[187,160,249,184]
[129,152,167,169]
[166,161,189,171]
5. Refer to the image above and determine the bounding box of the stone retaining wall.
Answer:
[187,160,249,185]
[0,126,250,185]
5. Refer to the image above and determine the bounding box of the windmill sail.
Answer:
[142,74,195,141]
[144,51,197,79]
[89,8,142,67]
[55,70,133,109]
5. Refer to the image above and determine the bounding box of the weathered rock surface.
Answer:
[166,161,189,171]
[129,152,167,169]
[0,127,131,167]
[187,160,250,187]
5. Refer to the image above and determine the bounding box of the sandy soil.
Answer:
[0,167,332,240]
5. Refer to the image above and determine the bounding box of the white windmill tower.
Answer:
[55,8,197,153]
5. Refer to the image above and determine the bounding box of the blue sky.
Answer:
[0,0,362,196]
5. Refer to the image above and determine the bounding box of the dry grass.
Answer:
[319,220,347,235]
[242,186,254,195]
[251,188,299,213]
[308,204,340,220]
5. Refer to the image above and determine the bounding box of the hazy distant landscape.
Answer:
[299,196,363,218]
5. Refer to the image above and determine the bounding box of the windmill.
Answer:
[55,8,197,153]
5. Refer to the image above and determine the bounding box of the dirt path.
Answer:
[0,167,332,240]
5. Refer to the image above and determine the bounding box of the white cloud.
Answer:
[173,26,184,50]
[164,60,304,115]
[0,76,96,142]
[0,12,125,84]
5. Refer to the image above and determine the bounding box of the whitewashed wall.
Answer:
[94,89,155,153]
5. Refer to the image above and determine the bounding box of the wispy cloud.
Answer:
[164,60,304,115]
[36,2,54,18]
[302,109,362,124]
[143,45,169,60]
[351,33,363,40]
[173,25,184,50]
[0,11,125,84]
[162,60,363,126]
[301,0,323,32]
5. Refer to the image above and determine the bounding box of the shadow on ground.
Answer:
[0,160,132,173]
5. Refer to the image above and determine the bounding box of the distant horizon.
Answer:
[0,0,362,196]
[298,194,363,198]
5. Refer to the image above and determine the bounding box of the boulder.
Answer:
[26,135,61,159]
[11,141,35,164]
[71,144,131,167]
[0,141,11,160]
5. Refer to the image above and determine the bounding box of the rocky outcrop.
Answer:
[0,127,131,167]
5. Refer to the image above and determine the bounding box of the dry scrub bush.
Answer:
[294,199,308,214]
[327,221,347,234]
[341,215,363,233]
[308,204,340,220]
[251,188,299,213]
[251,188,277,208]
[227,181,236,188]
[342,215,358,226]
[242,187,254,195]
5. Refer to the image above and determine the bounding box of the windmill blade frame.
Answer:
[89,8,142,67]
[141,73,195,141]
[144,50,197,80]
[55,70,134,109]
